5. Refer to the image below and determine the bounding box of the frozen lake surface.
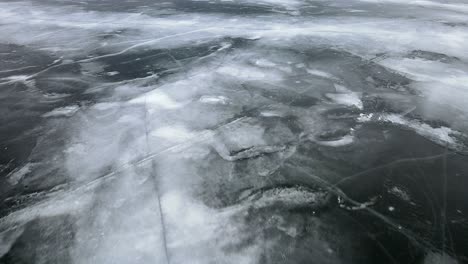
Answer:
[1,0,468,263]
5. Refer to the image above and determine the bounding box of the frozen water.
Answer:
[1,0,468,263]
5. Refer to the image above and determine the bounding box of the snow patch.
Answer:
[42,105,80,118]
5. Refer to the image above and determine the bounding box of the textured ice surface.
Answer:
[1,0,468,263]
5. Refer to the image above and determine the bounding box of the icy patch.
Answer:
[239,186,328,210]
[325,84,363,109]
[199,95,230,105]
[151,126,197,143]
[357,113,374,122]
[212,119,266,160]
[0,75,30,83]
[2,0,468,262]
[235,0,303,9]
[0,188,93,229]
[379,57,468,130]
[225,145,287,161]
[0,75,35,87]
[254,59,277,67]
[359,0,468,14]
[388,186,412,202]
[6,163,33,185]
[211,118,293,161]
[0,226,25,258]
[339,196,378,211]
[260,111,284,117]
[379,58,468,87]
[42,105,80,118]
[92,102,118,111]
[130,89,186,110]
[316,135,354,147]
[384,114,459,146]
[358,113,461,148]
[42,93,71,103]
[161,190,262,263]
[424,252,458,264]
[162,191,222,248]
[106,71,119,76]
[307,69,338,80]
[325,93,363,110]
[216,64,281,81]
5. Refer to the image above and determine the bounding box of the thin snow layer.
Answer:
[42,105,80,118]
[1,0,468,263]
[0,1,467,60]
[358,113,462,148]
[239,186,328,209]
[6,164,33,186]
[358,0,468,14]
[325,84,363,109]
[316,135,355,147]
[45,54,302,263]
[306,69,338,80]
[378,57,468,131]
